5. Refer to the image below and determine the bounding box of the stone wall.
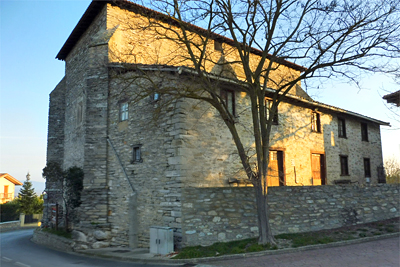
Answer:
[181,184,399,246]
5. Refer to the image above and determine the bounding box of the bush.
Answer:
[0,199,20,222]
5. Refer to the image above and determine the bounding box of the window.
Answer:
[153,92,160,101]
[361,122,368,141]
[311,111,321,133]
[340,155,349,176]
[364,158,371,177]
[338,117,346,138]
[132,145,142,163]
[214,41,223,51]
[265,98,278,124]
[120,102,129,121]
[220,89,235,116]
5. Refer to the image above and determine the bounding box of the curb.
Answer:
[76,232,400,265]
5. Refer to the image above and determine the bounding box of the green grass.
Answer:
[174,238,273,259]
[42,228,72,239]
[275,233,335,248]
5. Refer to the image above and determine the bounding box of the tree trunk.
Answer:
[254,179,275,245]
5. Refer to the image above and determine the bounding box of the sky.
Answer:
[1,0,399,196]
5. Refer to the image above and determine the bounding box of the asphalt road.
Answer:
[0,229,181,267]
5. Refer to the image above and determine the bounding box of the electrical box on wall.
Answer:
[149,226,174,255]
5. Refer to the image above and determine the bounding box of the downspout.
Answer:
[107,136,138,248]
[106,136,136,193]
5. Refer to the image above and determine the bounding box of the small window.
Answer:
[364,158,371,177]
[340,155,349,176]
[153,92,160,101]
[361,122,368,141]
[311,111,321,133]
[132,145,142,163]
[120,102,129,121]
[265,98,278,124]
[220,89,235,116]
[214,41,223,51]
[338,117,346,138]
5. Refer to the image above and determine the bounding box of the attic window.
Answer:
[361,122,368,142]
[338,117,346,138]
[214,41,223,51]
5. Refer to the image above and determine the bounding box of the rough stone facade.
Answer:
[45,0,392,250]
[181,184,400,246]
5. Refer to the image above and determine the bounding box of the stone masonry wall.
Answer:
[106,72,184,248]
[181,184,399,247]
[181,90,385,188]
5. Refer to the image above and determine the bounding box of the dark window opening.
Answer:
[311,112,321,133]
[364,158,371,177]
[340,155,349,176]
[265,98,278,124]
[220,89,235,116]
[338,117,346,138]
[214,41,223,51]
[361,122,368,141]
[132,145,142,163]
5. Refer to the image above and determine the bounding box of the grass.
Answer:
[173,217,399,259]
[173,238,275,259]
[42,228,72,239]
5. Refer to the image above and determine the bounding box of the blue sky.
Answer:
[1,0,399,196]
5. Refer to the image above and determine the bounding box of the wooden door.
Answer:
[312,154,326,185]
[268,151,284,186]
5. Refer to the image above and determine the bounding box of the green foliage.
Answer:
[42,161,64,182]
[0,199,20,222]
[17,174,38,214]
[64,167,84,209]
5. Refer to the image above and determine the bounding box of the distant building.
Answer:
[0,173,22,204]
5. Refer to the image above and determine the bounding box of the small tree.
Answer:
[17,173,37,214]
[42,163,84,230]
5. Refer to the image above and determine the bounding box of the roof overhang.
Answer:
[383,90,400,107]
[0,173,23,185]
[108,63,390,126]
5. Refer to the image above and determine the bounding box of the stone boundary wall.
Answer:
[181,184,399,246]
[32,228,75,252]
[0,221,20,231]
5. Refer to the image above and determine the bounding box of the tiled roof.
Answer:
[0,173,23,185]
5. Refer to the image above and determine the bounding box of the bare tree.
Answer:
[385,156,400,184]
[110,0,400,245]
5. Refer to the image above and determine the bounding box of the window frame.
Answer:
[311,111,321,133]
[361,122,368,142]
[338,117,347,138]
[340,155,349,176]
[265,98,279,125]
[119,102,129,122]
[132,144,143,163]
[220,89,235,116]
[363,158,371,177]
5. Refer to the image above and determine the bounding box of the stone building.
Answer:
[45,0,390,250]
